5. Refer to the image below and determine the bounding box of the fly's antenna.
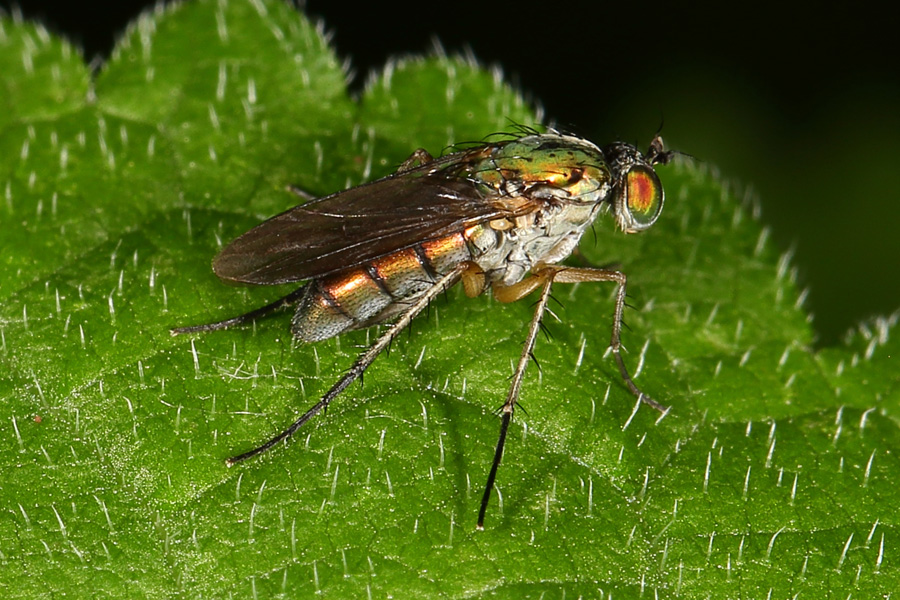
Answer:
[647,135,695,166]
[647,135,674,166]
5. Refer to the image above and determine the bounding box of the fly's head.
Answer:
[603,135,672,234]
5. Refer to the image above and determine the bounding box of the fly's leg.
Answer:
[397,149,435,173]
[510,266,667,410]
[226,263,468,466]
[547,267,668,412]
[170,286,309,335]
[477,274,555,529]
[477,265,666,528]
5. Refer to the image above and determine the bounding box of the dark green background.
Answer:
[4,0,898,344]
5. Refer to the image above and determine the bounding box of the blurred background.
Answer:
[3,0,897,346]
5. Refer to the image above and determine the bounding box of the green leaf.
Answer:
[1,2,897,598]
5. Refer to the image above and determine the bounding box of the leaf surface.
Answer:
[1,3,897,598]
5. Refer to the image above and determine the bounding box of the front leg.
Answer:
[478,265,666,528]
[544,266,666,412]
[490,265,665,410]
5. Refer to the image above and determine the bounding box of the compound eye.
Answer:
[623,165,664,231]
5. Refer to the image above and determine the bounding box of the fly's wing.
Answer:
[213,169,521,285]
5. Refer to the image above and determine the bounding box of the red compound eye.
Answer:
[624,165,663,230]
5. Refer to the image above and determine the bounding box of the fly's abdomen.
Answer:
[292,229,485,342]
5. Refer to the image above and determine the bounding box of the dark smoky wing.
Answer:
[212,173,503,284]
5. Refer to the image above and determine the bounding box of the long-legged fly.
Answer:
[173,130,673,528]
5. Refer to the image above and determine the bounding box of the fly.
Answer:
[172,131,674,528]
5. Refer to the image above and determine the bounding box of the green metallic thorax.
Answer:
[426,134,620,288]
[468,135,613,206]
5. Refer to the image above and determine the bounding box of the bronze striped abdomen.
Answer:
[291,228,482,342]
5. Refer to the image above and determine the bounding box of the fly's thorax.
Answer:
[470,134,613,205]
[291,231,475,342]
[444,134,619,288]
